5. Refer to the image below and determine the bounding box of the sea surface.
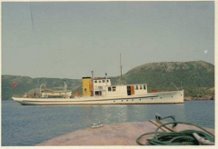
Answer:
[2,100,215,146]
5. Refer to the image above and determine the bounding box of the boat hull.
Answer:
[12,90,184,105]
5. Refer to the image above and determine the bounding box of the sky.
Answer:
[2,1,214,79]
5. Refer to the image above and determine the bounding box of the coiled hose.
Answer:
[136,121,214,145]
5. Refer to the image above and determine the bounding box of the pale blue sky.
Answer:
[2,1,214,79]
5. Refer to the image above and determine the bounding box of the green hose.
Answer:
[136,121,214,145]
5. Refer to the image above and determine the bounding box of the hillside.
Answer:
[123,61,214,99]
[2,61,214,100]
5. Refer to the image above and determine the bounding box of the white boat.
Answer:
[12,76,184,105]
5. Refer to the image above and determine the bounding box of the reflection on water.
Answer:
[79,104,186,125]
[2,100,214,146]
[80,105,129,125]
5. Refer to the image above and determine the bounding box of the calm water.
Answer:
[2,100,215,146]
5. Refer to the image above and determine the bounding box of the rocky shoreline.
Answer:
[185,96,214,101]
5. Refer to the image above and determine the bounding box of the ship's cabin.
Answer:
[82,77,147,97]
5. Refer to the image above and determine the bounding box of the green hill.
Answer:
[2,61,214,100]
[122,61,214,99]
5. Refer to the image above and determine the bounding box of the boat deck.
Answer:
[37,121,214,146]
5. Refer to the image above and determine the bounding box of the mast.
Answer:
[91,70,94,79]
[91,70,94,96]
[120,53,122,80]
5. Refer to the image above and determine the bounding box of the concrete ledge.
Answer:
[37,121,214,146]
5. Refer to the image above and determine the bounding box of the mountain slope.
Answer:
[123,61,214,98]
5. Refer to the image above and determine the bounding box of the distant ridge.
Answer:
[2,61,214,100]
[127,61,213,73]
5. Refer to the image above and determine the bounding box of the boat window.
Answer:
[103,80,105,83]
[143,85,146,90]
[140,85,142,90]
[108,87,111,91]
[99,80,101,83]
[107,79,109,82]
[94,80,97,83]
[136,85,138,90]
[112,86,116,91]
[95,91,102,96]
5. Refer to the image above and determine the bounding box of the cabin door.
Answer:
[127,86,131,95]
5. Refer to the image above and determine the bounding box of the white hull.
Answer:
[12,90,184,105]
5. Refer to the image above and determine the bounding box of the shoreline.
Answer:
[185,96,214,101]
